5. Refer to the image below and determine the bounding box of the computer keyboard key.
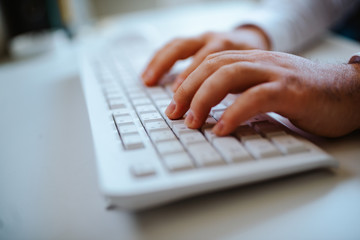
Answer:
[129,92,147,99]
[118,123,138,135]
[203,128,219,142]
[212,111,224,121]
[244,138,282,159]
[106,93,123,99]
[146,86,165,95]
[122,133,145,150]
[271,135,308,154]
[150,93,170,100]
[253,121,286,137]
[210,103,227,115]
[163,152,195,172]
[109,99,127,109]
[135,105,157,114]
[149,129,176,142]
[145,120,169,132]
[131,162,156,177]
[179,132,207,146]
[222,94,237,106]
[115,114,134,125]
[235,125,262,141]
[162,113,185,126]
[188,142,224,167]
[140,112,162,123]
[155,99,172,108]
[213,137,252,163]
[132,98,152,106]
[156,140,184,155]
[202,116,217,129]
[172,123,198,136]
[112,109,131,116]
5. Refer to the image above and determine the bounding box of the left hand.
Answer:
[164,50,360,137]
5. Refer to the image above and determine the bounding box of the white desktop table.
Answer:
[1,2,359,240]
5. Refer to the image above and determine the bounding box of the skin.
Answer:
[142,28,360,137]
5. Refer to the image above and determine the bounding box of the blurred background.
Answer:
[0,0,247,59]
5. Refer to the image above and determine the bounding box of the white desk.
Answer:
[1,2,359,240]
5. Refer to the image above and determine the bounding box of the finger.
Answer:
[142,37,205,86]
[185,62,273,128]
[212,82,284,135]
[166,53,237,119]
[172,43,228,92]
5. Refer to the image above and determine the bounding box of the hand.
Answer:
[164,50,360,137]
[142,26,270,90]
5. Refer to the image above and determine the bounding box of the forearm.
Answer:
[240,0,359,52]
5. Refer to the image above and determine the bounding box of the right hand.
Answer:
[141,26,271,91]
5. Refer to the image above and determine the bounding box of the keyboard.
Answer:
[79,37,337,210]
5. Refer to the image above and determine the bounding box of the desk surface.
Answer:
[1,1,360,240]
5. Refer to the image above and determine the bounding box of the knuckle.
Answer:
[203,56,219,71]
[218,64,236,78]
[201,31,216,39]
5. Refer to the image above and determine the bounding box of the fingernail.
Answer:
[213,120,225,135]
[185,110,194,126]
[165,100,176,116]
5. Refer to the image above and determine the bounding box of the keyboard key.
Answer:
[235,125,261,141]
[156,140,184,155]
[212,111,224,121]
[140,112,162,123]
[163,115,185,127]
[118,123,138,135]
[112,109,131,116]
[210,103,227,115]
[115,114,134,125]
[129,92,147,99]
[188,142,224,167]
[135,104,157,114]
[203,128,219,142]
[109,99,127,109]
[122,133,144,150]
[163,152,195,172]
[146,86,166,95]
[132,98,151,106]
[244,138,282,159]
[144,120,169,132]
[179,132,207,146]
[172,123,198,136]
[155,99,171,108]
[150,93,170,100]
[253,121,286,137]
[106,93,123,99]
[150,129,176,142]
[212,137,252,163]
[271,135,308,154]
[131,162,156,177]
[202,116,217,129]
[222,94,237,106]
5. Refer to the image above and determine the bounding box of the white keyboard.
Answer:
[79,41,337,210]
